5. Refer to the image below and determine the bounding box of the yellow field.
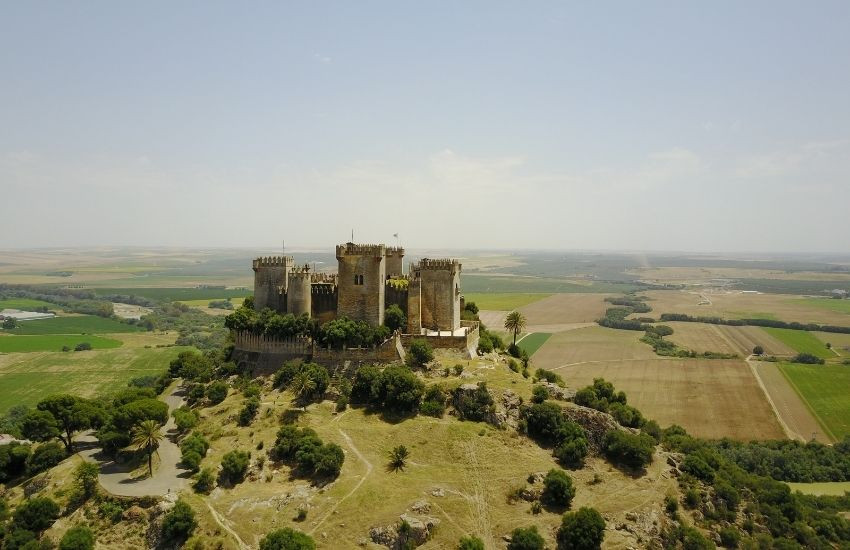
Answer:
[532,326,657,369]
[665,322,794,356]
[518,293,612,330]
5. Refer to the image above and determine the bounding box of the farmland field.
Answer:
[786,482,850,496]
[0,298,59,310]
[0,332,187,414]
[517,332,551,356]
[644,290,850,327]
[750,361,828,443]
[798,297,850,315]
[96,287,250,303]
[2,315,143,335]
[518,293,612,329]
[460,274,639,294]
[762,328,834,359]
[778,362,850,440]
[533,326,658,369]
[553,357,785,440]
[666,322,793,356]
[0,334,121,353]
[463,293,550,311]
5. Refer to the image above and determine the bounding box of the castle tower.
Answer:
[384,246,405,278]
[336,243,386,326]
[407,272,422,334]
[418,258,462,332]
[287,264,312,317]
[252,256,293,311]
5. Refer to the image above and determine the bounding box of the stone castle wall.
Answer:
[252,256,292,311]
[287,267,312,317]
[418,259,461,332]
[336,243,386,326]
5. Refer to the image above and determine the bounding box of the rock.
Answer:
[409,500,431,514]
[369,525,397,547]
[399,513,440,545]
[520,487,542,502]
[501,389,521,410]
[561,403,635,451]
[527,472,546,484]
[543,382,575,401]
[625,512,638,521]
[430,488,445,497]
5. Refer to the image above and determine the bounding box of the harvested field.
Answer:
[666,323,794,356]
[812,331,850,354]
[533,326,658,370]
[786,482,850,496]
[553,358,786,440]
[644,290,850,327]
[750,361,828,443]
[518,293,611,330]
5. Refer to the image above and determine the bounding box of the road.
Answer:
[78,382,192,497]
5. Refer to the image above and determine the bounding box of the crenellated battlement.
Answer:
[289,264,312,277]
[415,258,461,271]
[311,283,337,295]
[336,242,386,258]
[385,246,405,256]
[311,273,337,284]
[253,256,294,270]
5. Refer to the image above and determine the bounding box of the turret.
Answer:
[287,264,312,317]
[385,246,405,277]
[416,258,462,332]
[252,256,292,311]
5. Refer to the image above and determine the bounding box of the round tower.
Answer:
[287,265,312,317]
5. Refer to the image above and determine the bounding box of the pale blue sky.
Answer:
[2,2,849,252]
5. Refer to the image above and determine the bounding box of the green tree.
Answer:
[407,339,434,368]
[259,527,316,550]
[161,498,196,543]
[131,420,163,477]
[388,445,410,472]
[206,381,229,404]
[557,507,605,550]
[504,311,527,346]
[20,410,60,444]
[36,395,98,452]
[220,450,250,484]
[73,461,100,500]
[508,525,545,550]
[290,372,318,408]
[531,385,548,404]
[384,304,406,332]
[193,467,216,494]
[60,525,95,550]
[2,317,17,329]
[12,496,60,532]
[752,345,764,356]
[541,469,576,509]
[26,441,67,475]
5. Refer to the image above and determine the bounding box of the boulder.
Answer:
[123,505,147,522]
[562,403,635,451]
[399,514,440,546]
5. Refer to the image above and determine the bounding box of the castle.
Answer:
[251,243,465,335]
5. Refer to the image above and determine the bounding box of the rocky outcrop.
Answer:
[561,403,636,451]
[369,503,440,548]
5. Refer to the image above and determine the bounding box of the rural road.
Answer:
[78,382,192,497]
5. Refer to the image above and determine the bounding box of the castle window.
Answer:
[354,274,364,285]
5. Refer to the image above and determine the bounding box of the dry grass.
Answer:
[629,266,850,282]
[532,326,658,369]
[518,293,612,330]
[665,323,793,356]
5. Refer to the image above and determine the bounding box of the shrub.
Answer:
[259,527,316,550]
[238,397,261,426]
[26,441,66,475]
[458,535,485,550]
[182,450,202,473]
[270,425,344,479]
[753,345,764,355]
[60,525,95,550]
[453,364,464,376]
[508,358,520,372]
[541,469,576,509]
[73,461,100,500]
[161,498,196,543]
[507,343,521,357]
[13,497,60,532]
[791,352,825,365]
[0,442,31,482]
[531,385,548,404]
[507,526,545,550]
[719,527,740,548]
[664,495,679,515]
[601,430,654,469]
[206,381,229,404]
[370,365,424,414]
[421,385,447,418]
[335,395,348,412]
[220,450,250,484]
[534,368,563,385]
[193,467,215,494]
[407,339,434,368]
[384,304,406,332]
[557,507,606,550]
[554,437,589,469]
[453,382,495,422]
[74,342,92,351]
[172,406,199,432]
[351,365,381,403]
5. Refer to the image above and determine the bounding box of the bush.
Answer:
[26,441,66,475]
[601,430,655,469]
[73,461,100,500]
[753,345,764,355]
[13,497,60,532]
[370,365,424,414]
[220,450,251,484]
[508,358,520,373]
[407,339,434,368]
[421,385,447,418]
[172,406,199,432]
[557,507,606,550]
[531,385,548,404]
[194,467,216,494]
[507,343,521,357]
[453,382,495,422]
[682,454,715,481]
[74,342,92,351]
[791,353,825,365]
[206,381,229,404]
[161,498,196,543]
[384,304,406,332]
[351,365,381,403]
[259,527,316,550]
[60,525,95,550]
[182,450,202,472]
[534,368,563,385]
[458,535,485,550]
[238,397,261,426]
[270,425,344,480]
[554,437,589,469]
[507,526,545,550]
[541,469,576,508]
[0,442,31,482]
[719,527,740,548]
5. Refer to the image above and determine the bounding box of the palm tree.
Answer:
[131,420,163,478]
[388,445,410,472]
[504,311,527,346]
[290,372,317,409]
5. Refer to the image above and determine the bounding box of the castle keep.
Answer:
[251,243,464,335]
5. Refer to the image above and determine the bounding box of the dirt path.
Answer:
[78,382,192,497]
[309,411,374,535]
[748,358,831,443]
[206,501,250,550]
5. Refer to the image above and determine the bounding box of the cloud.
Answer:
[313,53,332,64]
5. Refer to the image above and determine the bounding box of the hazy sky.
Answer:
[2,2,849,253]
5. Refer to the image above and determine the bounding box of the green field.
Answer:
[95,287,250,303]
[0,334,122,353]
[778,362,850,440]
[0,298,59,310]
[460,275,640,294]
[797,297,850,316]
[786,481,850,496]
[3,315,143,335]
[762,327,834,359]
[463,293,551,311]
[0,346,188,414]
[517,332,552,356]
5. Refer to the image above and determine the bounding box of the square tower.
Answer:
[336,243,386,326]
[417,258,462,332]
[384,246,405,277]
[252,256,293,311]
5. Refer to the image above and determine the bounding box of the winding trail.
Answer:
[309,411,374,535]
[77,382,192,497]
